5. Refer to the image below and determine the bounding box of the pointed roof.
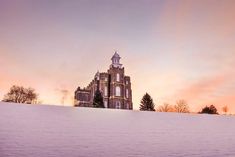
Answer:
[95,70,100,80]
[111,51,121,59]
[110,51,122,68]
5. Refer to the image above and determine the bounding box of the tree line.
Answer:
[139,92,228,115]
[1,85,230,115]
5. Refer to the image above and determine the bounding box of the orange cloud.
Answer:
[175,72,235,112]
[177,75,226,100]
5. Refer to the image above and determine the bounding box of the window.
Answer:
[126,103,129,109]
[104,86,108,96]
[105,77,108,81]
[104,101,108,108]
[85,94,89,101]
[116,101,121,109]
[116,73,120,82]
[126,89,129,98]
[126,81,128,84]
[115,86,121,96]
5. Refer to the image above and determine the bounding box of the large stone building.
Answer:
[74,52,133,110]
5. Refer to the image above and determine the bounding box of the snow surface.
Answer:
[0,102,235,157]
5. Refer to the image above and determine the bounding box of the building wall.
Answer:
[74,87,92,107]
[74,55,132,110]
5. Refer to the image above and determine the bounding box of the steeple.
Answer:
[110,51,122,68]
[95,70,100,80]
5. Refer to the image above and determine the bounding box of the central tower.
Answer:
[110,51,122,68]
[107,51,132,109]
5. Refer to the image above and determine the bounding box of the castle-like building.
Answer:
[74,52,133,110]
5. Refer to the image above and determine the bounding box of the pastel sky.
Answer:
[1,0,235,113]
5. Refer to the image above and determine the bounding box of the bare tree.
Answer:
[2,85,38,104]
[174,99,190,113]
[157,103,173,112]
[61,89,69,105]
[222,105,228,114]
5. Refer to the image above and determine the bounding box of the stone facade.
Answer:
[74,52,133,110]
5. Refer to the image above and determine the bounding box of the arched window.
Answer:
[116,73,120,82]
[115,86,121,96]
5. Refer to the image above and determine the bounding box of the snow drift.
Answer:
[0,102,235,157]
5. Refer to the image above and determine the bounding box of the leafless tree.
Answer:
[222,105,228,114]
[157,103,173,112]
[173,99,190,113]
[2,85,38,104]
[60,89,69,105]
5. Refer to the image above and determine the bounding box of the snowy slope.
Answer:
[0,102,235,157]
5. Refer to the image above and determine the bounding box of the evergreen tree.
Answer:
[93,90,105,108]
[200,105,218,114]
[139,93,155,111]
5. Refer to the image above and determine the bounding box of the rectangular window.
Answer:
[104,101,108,108]
[116,101,121,109]
[126,89,129,98]
[117,73,120,82]
[104,86,108,96]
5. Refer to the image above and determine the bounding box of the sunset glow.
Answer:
[0,0,235,113]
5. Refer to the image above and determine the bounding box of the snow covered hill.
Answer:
[0,102,235,157]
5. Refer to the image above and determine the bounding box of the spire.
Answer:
[111,51,122,68]
[95,70,100,80]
